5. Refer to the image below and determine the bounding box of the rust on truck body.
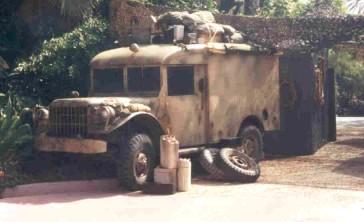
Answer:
[35,43,280,153]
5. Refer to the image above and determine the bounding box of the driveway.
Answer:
[259,117,364,191]
[1,182,364,222]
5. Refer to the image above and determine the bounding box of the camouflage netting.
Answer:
[215,14,364,52]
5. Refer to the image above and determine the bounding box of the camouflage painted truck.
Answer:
[33,43,280,190]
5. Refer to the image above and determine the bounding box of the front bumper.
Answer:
[35,133,107,154]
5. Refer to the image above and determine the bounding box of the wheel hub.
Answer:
[229,154,249,169]
[239,136,258,157]
[134,152,148,178]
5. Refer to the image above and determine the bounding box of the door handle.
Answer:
[198,78,205,93]
[198,78,205,110]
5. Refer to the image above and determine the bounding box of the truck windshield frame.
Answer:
[92,66,161,97]
[93,68,124,94]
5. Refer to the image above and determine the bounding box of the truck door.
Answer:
[164,65,208,147]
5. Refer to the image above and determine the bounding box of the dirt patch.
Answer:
[259,119,364,190]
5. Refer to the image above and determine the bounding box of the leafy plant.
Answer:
[0,96,33,189]
[259,0,345,17]
[0,100,33,158]
[259,0,294,17]
[14,17,111,104]
[329,49,364,115]
[46,0,98,17]
[347,0,364,14]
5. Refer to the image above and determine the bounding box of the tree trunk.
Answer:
[244,0,260,15]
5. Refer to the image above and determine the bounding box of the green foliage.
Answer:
[0,92,37,187]
[0,98,33,191]
[329,49,364,115]
[259,0,345,17]
[0,103,32,158]
[14,17,111,104]
[0,0,26,67]
[347,0,364,14]
[140,0,217,11]
[44,0,110,18]
[260,0,296,17]
[46,0,98,17]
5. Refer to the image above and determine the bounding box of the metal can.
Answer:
[177,158,191,192]
[160,135,179,169]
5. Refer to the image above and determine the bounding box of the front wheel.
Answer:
[116,132,156,191]
[237,125,264,162]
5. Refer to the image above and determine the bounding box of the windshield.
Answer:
[92,67,161,96]
[93,68,124,93]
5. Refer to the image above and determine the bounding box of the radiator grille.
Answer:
[49,106,88,137]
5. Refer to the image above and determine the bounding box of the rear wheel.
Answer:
[237,125,264,162]
[116,131,156,191]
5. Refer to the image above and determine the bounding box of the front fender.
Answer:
[105,111,166,135]
[105,112,166,149]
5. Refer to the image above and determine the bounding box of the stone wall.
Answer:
[109,0,167,45]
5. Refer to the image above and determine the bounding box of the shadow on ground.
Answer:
[333,153,364,180]
[335,138,364,149]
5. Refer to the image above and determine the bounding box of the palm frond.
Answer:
[46,0,97,17]
[0,100,32,158]
[347,0,364,14]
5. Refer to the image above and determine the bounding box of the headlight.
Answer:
[89,106,116,130]
[92,106,115,119]
[34,107,49,121]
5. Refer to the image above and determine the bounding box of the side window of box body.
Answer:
[167,66,195,96]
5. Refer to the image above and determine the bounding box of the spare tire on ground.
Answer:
[218,148,260,182]
[199,148,226,180]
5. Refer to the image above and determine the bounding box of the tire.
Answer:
[199,148,226,180]
[218,148,260,182]
[116,131,157,191]
[237,125,264,162]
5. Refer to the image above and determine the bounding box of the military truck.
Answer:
[33,43,280,190]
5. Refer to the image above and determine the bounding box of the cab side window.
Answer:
[167,66,194,96]
[128,67,160,93]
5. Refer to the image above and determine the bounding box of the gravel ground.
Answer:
[258,117,364,191]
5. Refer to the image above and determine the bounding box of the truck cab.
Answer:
[34,43,280,190]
